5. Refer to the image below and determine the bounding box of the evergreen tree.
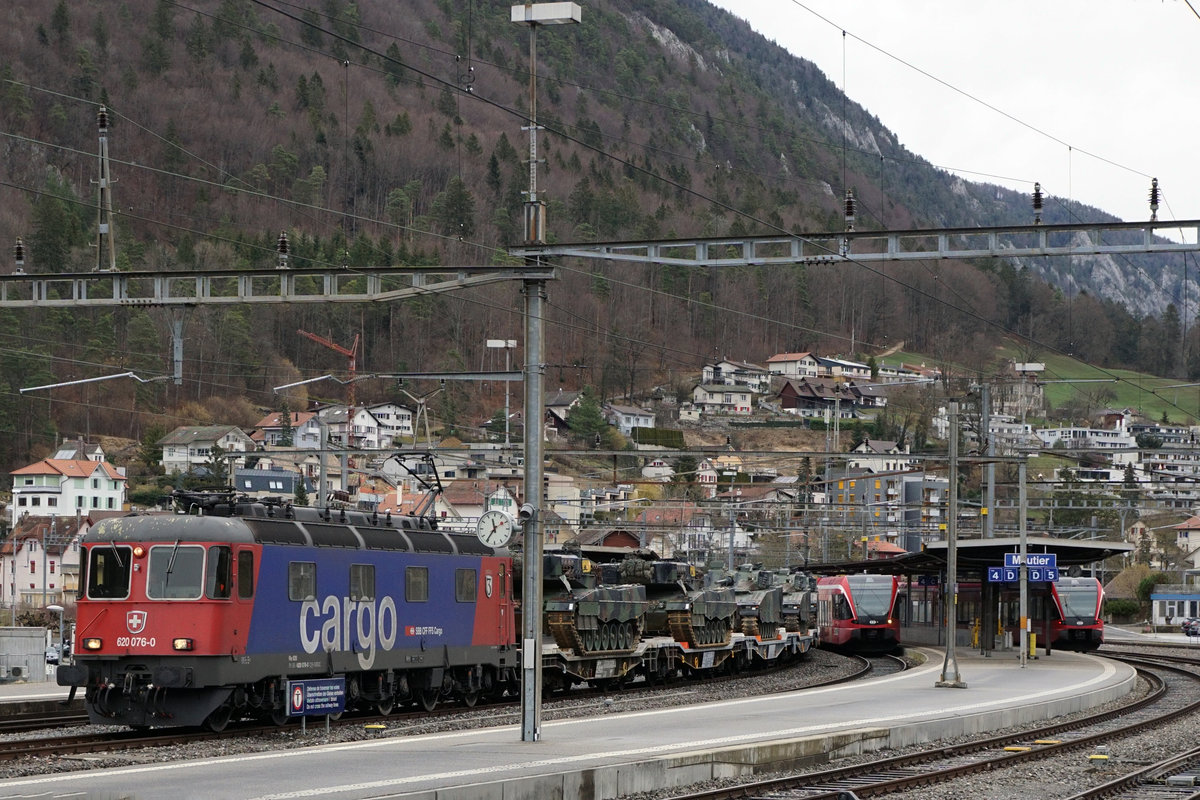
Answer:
[51,0,70,47]
[205,443,229,486]
[139,424,167,472]
[279,401,294,446]
[566,387,608,443]
[430,176,475,237]
[294,476,310,507]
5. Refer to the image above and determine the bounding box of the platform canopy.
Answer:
[808,536,1134,578]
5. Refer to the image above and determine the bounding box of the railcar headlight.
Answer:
[82,638,103,650]
[172,638,195,651]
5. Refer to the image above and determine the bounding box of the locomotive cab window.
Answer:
[237,550,254,599]
[289,561,316,601]
[86,545,133,599]
[206,546,232,599]
[147,544,205,599]
[405,566,428,602]
[455,568,477,602]
[350,564,375,601]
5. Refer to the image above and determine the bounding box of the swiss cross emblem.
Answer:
[126,610,148,634]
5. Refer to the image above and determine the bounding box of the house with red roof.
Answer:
[10,458,127,525]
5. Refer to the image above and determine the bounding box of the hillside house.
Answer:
[232,468,310,501]
[250,410,321,449]
[701,359,771,394]
[765,352,820,379]
[815,356,871,381]
[159,425,255,475]
[776,378,856,417]
[604,403,655,436]
[0,515,83,609]
[691,384,753,415]
[10,459,127,524]
[545,389,582,437]
[366,402,415,444]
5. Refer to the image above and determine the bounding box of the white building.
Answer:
[10,459,127,524]
[159,425,256,475]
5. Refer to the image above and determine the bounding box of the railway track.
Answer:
[0,648,885,763]
[662,653,1200,800]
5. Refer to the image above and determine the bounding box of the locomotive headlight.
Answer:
[133,546,145,558]
[172,638,194,651]
[82,637,103,650]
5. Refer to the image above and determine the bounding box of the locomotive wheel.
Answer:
[203,704,233,733]
[271,707,290,726]
[418,690,438,712]
[461,690,479,708]
[375,699,394,716]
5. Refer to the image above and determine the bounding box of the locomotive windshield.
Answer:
[86,545,132,599]
[147,544,205,599]
[846,575,894,618]
[1055,581,1098,619]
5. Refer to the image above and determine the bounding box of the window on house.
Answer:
[31,497,40,507]
[49,561,55,574]
[107,498,114,509]
[17,497,25,507]
[30,561,35,574]
[76,498,84,508]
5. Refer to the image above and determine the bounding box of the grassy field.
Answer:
[875,344,1199,424]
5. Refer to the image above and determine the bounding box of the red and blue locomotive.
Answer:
[56,491,517,730]
[815,573,901,654]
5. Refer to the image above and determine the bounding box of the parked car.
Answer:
[45,645,61,664]
[1180,618,1200,636]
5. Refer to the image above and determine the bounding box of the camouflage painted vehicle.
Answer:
[539,550,648,654]
[772,569,815,632]
[710,564,786,638]
[613,554,737,648]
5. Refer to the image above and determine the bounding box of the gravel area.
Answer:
[0,648,865,781]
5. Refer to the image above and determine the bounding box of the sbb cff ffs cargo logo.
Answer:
[126,610,148,634]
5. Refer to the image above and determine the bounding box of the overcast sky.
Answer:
[708,0,1199,237]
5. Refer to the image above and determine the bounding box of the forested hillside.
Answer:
[0,0,1193,469]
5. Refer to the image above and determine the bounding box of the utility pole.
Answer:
[981,383,995,538]
[511,1,582,745]
[937,400,967,688]
[1019,458,1029,668]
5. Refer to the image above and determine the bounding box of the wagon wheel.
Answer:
[461,690,479,708]
[270,707,290,727]
[375,699,394,716]
[203,703,233,733]
[418,689,438,712]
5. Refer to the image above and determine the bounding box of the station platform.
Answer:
[0,647,1135,800]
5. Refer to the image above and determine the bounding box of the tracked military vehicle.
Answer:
[538,549,648,654]
[709,564,786,638]
[613,554,737,647]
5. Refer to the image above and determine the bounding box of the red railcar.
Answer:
[816,574,901,654]
[1048,577,1105,651]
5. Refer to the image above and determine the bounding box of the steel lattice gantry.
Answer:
[509,219,1200,267]
[0,264,551,308]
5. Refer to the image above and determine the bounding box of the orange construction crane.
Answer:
[297,329,360,447]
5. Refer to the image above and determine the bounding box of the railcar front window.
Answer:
[847,576,894,618]
[86,546,133,599]
[147,545,205,599]
[1057,584,1098,618]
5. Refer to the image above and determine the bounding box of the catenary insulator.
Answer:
[844,189,856,232]
[276,231,290,269]
[1032,182,1043,224]
[1149,178,1160,222]
[14,237,25,271]
[97,106,108,133]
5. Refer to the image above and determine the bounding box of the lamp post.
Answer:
[510,1,581,745]
[46,603,64,664]
[487,339,517,446]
